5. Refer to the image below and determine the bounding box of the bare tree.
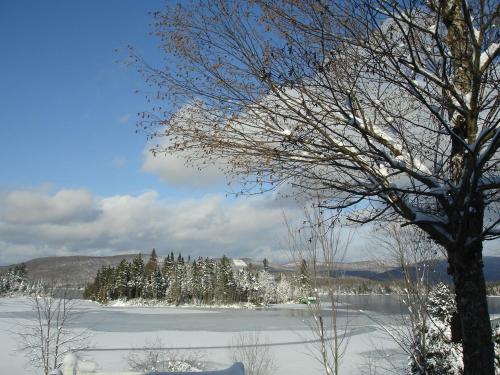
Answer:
[229,332,277,375]
[127,337,205,373]
[15,287,90,375]
[287,208,350,374]
[375,224,445,373]
[134,0,499,372]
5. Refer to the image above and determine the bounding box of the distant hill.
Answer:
[277,257,500,283]
[1,254,499,288]
[0,254,139,287]
[368,256,500,283]
[276,259,394,271]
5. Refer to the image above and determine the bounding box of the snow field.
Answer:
[0,297,402,375]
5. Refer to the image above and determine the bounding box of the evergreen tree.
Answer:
[115,259,130,299]
[201,258,215,304]
[162,253,175,278]
[494,325,500,370]
[276,275,293,303]
[166,254,185,305]
[142,274,154,299]
[247,271,259,305]
[234,269,251,303]
[83,254,298,307]
[190,259,202,302]
[144,248,158,276]
[0,263,29,295]
[298,259,309,287]
[409,283,463,375]
[263,258,269,272]
[176,254,187,303]
[215,256,235,303]
[256,270,276,305]
[130,255,145,299]
[14,263,27,279]
[427,282,456,323]
[154,267,167,299]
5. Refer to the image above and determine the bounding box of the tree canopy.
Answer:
[133,1,499,372]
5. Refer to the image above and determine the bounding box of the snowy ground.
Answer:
[0,296,413,375]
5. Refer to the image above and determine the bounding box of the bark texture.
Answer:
[442,0,495,371]
[448,199,494,374]
[451,244,494,374]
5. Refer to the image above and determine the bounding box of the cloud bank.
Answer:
[0,188,296,265]
[3,187,492,266]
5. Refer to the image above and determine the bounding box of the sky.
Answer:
[1,2,495,266]
[0,0,375,265]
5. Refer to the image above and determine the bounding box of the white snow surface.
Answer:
[480,43,499,71]
[0,297,405,375]
[231,259,247,268]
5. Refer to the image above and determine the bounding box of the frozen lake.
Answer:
[1,296,498,374]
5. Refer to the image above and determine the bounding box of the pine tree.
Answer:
[115,259,130,299]
[176,254,187,303]
[0,263,29,295]
[257,270,276,305]
[276,275,293,303]
[144,248,158,276]
[162,253,175,279]
[130,255,145,299]
[190,259,202,302]
[154,267,166,299]
[409,283,463,374]
[298,259,309,287]
[83,254,296,307]
[427,282,456,323]
[297,259,311,300]
[201,258,215,304]
[234,269,249,303]
[215,256,233,303]
[494,325,500,370]
[166,254,184,305]
[14,263,27,280]
[263,258,269,272]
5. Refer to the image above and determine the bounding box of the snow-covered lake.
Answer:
[1,296,498,374]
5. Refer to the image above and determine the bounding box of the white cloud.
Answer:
[3,187,482,266]
[0,188,299,265]
[2,189,98,225]
[142,140,227,188]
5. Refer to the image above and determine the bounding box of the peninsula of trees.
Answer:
[83,250,309,306]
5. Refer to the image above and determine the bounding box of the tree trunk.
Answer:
[449,240,495,374]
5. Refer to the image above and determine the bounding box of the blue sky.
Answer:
[0,0,167,196]
[0,1,313,264]
[3,2,493,265]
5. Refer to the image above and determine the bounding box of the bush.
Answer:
[127,338,205,373]
[409,283,463,375]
